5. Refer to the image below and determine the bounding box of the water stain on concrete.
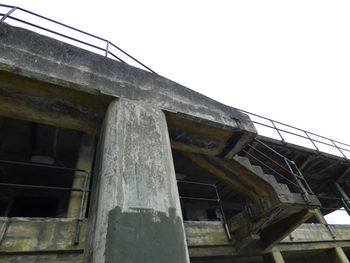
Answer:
[106,207,188,263]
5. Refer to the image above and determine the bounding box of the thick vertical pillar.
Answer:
[67,134,95,218]
[328,247,350,263]
[84,99,190,263]
[263,249,285,263]
[314,210,349,263]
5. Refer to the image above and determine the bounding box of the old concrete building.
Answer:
[1,5,350,263]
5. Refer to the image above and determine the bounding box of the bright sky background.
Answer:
[1,0,350,223]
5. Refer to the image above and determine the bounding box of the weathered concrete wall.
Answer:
[2,218,350,262]
[0,217,86,253]
[0,252,83,263]
[84,99,189,263]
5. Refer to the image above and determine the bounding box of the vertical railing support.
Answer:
[304,131,319,151]
[105,40,110,57]
[74,171,90,245]
[214,185,232,241]
[331,140,347,158]
[0,6,17,22]
[271,120,284,142]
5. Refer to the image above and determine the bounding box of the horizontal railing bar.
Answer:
[1,5,108,42]
[0,182,90,192]
[6,16,106,52]
[0,6,17,22]
[180,196,219,202]
[0,4,155,73]
[242,149,301,189]
[247,144,304,180]
[237,108,350,149]
[177,180,216,188]
[0,4,15,9]
[0,159,90,173]
[109,42,156,73]
[252,120,350,153]
[254,138,287,160]
[107,50,126,63]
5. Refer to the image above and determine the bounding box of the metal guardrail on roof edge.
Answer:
[236,108,350,160]
[0,4,156,73]
[0,5,349,159]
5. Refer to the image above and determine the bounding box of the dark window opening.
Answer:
[0,116,94,218]
[206,209,219,220]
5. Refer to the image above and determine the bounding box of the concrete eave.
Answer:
[0,22,256,139]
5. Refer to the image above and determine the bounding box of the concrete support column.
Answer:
[84,99,190,263]
[67,134,95,218]
[263,249,285,263]
[314,210,349,263]
[328,247,350,263]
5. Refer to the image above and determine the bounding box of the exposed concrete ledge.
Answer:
[1,218,350,259]
[0,22,256,138]
[0,217,86,253]
[278,223,350,252]
[185,221,350,257]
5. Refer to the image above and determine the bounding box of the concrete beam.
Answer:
[0,22,256,141]
[260,209,315,253]
[84,99,190,263]
[0,71,110,134]
[263,250,285,263]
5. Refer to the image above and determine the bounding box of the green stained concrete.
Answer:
[106,207,188,263]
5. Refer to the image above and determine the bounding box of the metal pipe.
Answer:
[107,50,127,63]
[74,172,90,245]
[0,159,90,173]
[0,6,17,22]
[0,5,156,73]
[254,121,350,154]
[177,180,216,188]
[105,40,109,57]
[271,120,284,142]
[255,138,288,160]
[305,131,319,151]
[292,161,314,195]
[247,144,303,180]
[109,42,156,73]
[284,159,310,200]
[242,149,300,188]
[331,140,347,158]
[0,182,90,192]
[214,186,232,241]
[0,5,108,42]
[236,108,350,151]
[5,16,106,52]
[180,196,218,202]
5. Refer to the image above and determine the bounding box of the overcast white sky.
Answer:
[1,0,350,223]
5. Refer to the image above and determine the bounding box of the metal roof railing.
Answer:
[0,4,156,73]
[236,108,350,159]
[1,5,349,160]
